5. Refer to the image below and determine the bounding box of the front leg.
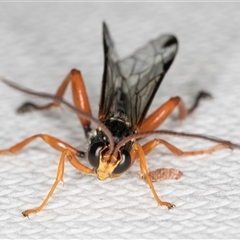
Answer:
[132,142,175,209]
[22,149,94,217]
[0,134,93,216]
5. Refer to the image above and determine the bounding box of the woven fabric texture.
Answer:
[0,2,240,239]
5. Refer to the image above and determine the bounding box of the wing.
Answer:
[118,34,178,129]
[98,22,122,122]
[98,22,178,130]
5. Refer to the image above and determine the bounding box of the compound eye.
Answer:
[113,149,131,174]
[88,142,105,168]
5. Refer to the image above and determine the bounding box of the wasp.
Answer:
[1,22,239,217]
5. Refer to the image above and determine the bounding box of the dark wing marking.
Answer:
[118,34,178,129]
[98,22,178,130]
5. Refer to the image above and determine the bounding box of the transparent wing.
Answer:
[118,34,178,129]
[98,22,178,130]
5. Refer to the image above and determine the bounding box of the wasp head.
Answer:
[88,142,132,180]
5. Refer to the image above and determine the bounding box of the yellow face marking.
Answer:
[96,148,120,180]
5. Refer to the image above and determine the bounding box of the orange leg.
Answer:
[0,134,84,157]
[141,96,187,132]
[141,91,211,132]
[22,149,94,217]
[139,138,230,183]
[141,138,230,157]
[0,135,93,216]
[131,139,230,208]
[17,69,92,135]
[132,142,175,209]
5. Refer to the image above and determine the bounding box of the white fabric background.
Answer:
[0,2,240,239]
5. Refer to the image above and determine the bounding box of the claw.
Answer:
[160,201,175,210]
[22,209,33,218]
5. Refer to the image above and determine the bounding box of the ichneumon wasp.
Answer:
[1,22,239,217]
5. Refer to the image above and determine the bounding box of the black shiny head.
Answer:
[88,142,131,175]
